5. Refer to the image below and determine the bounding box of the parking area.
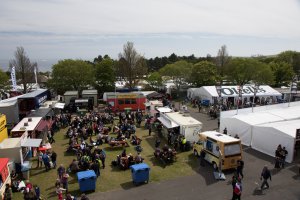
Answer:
[87,104,300,200]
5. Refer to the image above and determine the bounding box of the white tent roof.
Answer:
[220,103,300,163]
[200,85,282,98]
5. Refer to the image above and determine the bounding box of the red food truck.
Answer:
[104,92,146,112]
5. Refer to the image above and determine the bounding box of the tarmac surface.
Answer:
[87,104,300,200]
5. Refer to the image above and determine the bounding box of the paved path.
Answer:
[86,104,300,200]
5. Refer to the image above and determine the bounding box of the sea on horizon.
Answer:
[0,58,59,72]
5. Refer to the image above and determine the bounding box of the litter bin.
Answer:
[130,163,150,186]
[77,170,97,192]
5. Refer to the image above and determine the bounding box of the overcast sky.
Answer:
[1,0,300,70]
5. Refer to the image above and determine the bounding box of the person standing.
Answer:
[232,178,242,200]
[236,160,244,179]
[3,184,12,200]
[51,151,57,169]
[200,149,206,167]
[148,125,152,136]
[61,172,70,194]
[223,128,227,135]
[37,151,43,168]
[42,153,51,171]
[57,164,66,180]
[90,161,100,178]
[260,165,272,190]
[99,149,106,169]
[155,137,161,148]
[280,147,288,168]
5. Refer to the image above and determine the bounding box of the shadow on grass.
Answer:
[120,181,135,190]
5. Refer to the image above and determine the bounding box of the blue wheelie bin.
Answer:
[77,170,97,192]
[130,163,150,186]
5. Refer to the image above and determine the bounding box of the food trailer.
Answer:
[0,158,10,199]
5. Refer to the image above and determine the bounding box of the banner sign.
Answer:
[10,66,17,91]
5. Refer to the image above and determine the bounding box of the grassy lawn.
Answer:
[14,120,199,199]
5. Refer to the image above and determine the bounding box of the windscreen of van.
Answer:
[224,142,241,156]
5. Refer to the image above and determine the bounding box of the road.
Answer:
[87,105,300,200]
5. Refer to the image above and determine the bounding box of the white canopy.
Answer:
[21,138,42,147]
[157,117,179,129]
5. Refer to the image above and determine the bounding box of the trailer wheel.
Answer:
[193,150,199,157]
[212,162,218,171]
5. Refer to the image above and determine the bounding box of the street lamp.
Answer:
[236,85,243,115]
[252,84,259,113]
[215,83,222,118]
[288,75,298,107]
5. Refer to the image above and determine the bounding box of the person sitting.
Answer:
[121,149,127,157]
[154,148,161,158]
[128,153,135,166]
[135,152,143,164]
[69,159,80,173]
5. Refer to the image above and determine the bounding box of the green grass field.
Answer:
[14,121,199,200]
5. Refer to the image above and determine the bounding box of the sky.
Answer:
[1,0,300,71]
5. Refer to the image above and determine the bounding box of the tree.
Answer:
[276,51,300,74]
[269,61,294,87]
[224,58,273,85]
[48,59,94,95]
[189,61,218,87]
[147,72,163,90]
[117,42,148,89]
[94,58,116,94]
[9,47,36,93]
[0,69,10,97]
[215,45,230,78]
[159,60,192,94]
[168,53,178,63]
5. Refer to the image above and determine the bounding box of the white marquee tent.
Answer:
[220,102,300,163]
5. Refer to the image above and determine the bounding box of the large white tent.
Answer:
[220,102,300,163]
[252,120,300,163]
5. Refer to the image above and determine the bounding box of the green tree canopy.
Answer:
[94,58,116,94]
[189,61,218,87]
[276,51,300,74]
[159,60,192,92]
[224,58,274,85]
[147,72,163,90]
[48,59,94,95]
[0,69,10,96]
[269,61,294,87]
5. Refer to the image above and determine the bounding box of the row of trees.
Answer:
[2,43,300,96]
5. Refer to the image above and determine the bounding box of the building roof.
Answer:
[82,90,98,95]
[0,138,20,148]
[27,108,53,118]
[200,131,240,143]
[11,117,42,132]
[18,89,48,99]
[64,91,79,96]
[164,112,202,126]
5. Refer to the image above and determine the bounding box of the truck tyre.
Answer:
[212,162,218,171]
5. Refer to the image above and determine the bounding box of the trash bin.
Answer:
[77,170,97,192]
[130,163,150,185]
